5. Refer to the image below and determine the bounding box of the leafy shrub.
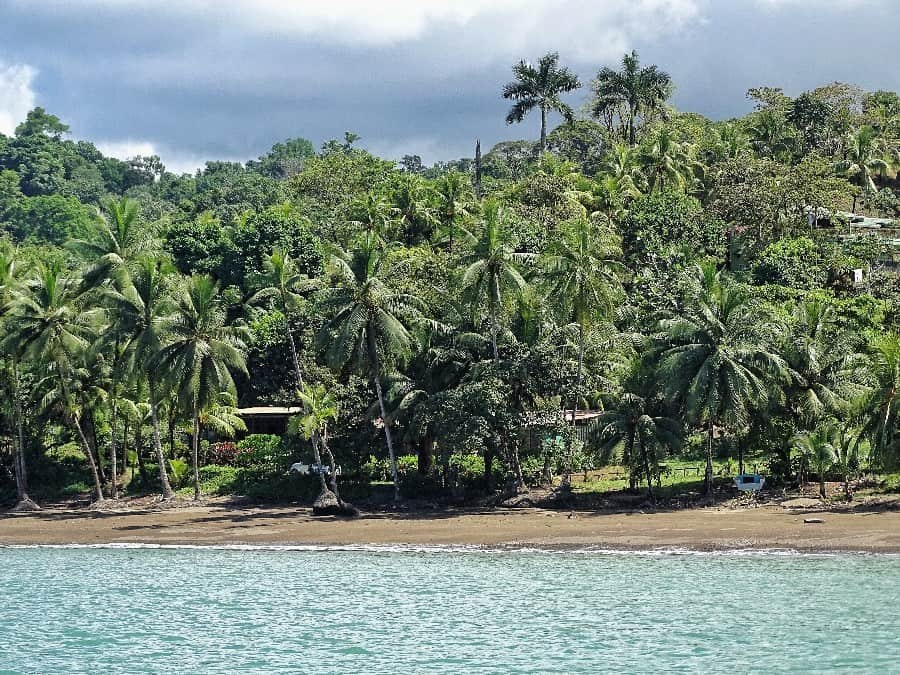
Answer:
[197,465,239,495]
[235,434,289,469]
[167,458,190,488]
[208,442,239,465]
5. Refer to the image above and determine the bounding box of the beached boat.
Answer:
[734,473,765,492]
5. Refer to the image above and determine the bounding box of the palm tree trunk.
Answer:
[191,406,201,501]
[310,432,328,494]
[59,376,104,502]
[490,306,499,363]
[571,323,584,427]
[373,374,400,503]
[705,422,715,497]
[819,474,826,499]
[148,380,174,500]
[319,428,342,502]
[284,305,305,392]
[540,105,547,152]
[641,437,654,501]
[11,362,35,508]
[109,395,119,499]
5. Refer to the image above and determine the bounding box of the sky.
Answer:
[0,0,897,173]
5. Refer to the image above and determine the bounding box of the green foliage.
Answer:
[751,237,828,289]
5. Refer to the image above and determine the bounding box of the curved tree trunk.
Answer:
[148,380,174,500]
[374,375,400,503]
[60,376,104,502]
[640,437,654,501]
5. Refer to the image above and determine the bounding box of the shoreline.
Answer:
[3,502,900,553]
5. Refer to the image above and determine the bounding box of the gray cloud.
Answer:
[0,0,897,171]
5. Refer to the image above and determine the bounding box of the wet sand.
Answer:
[2,502,900,552]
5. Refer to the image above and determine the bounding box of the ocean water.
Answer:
[1,546,898,673]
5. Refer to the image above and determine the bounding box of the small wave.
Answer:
[0,542,896,558]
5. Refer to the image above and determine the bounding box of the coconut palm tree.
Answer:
[434,171,475,254]
[597,143,646,198]
[114,256,179,499]
[858,334,900,470]
[791,426,837,499]
[347,193,392,240]
[0,242,37,509]
[153,274,248,500]
[640,129,698,193]
[70,197,160,498]
[461,199,533,363]
[834,125,891,211]
[782,301,860,426]
[3,262,106,501]
[502,51,581,151]
[290,383,345,503]
[657,265,788,495]
[595,392,680,498]
[542,216,623,425]
[320,231,427,502]
[590,50,672,146]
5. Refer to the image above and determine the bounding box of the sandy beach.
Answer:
[2,501,900,552]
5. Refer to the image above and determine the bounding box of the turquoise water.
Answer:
[1,546,899,673]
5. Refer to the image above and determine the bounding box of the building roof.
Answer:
[236,406,302,417]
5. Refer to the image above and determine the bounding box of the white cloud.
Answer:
[26,0,702,59]
[97,139,233,175]
[0,62,37,135]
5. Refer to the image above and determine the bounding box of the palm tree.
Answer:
[746,108,796,161]
[657,266,787,495]
[595,392,680,498]
[791,426,837,499]
[320,232,427,502]
[502,51,581,151]
[347,193,392,239]
[782,301,859,426]
[434,171,475,254]
[542,216,623,425]
[391,174,436,245]
[290,383,345,503]
[640,129,698,193]
[0,242,37,509]
[858,334,900,470]
[116,256,179,500]
[597,143,646,198]
[3,262,106,501]
[70,196,159,499]
[461,199,533,363]
[153,275,248,500]
[834,126,891,211]
[590,51,672,146]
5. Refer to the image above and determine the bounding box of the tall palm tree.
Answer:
[502,51,581,151]
[347,193,392,239]
[858,334,900,470]
[3,262,106,501]
[590,51,672,146]
[391,174,436,245]
[782,301,859,426]
[0,242,37,509]
[70,197,159,498]
[657,266,787,495]
[542,216,623,425]
[834,125,891,211]
[320,232,427,502]
[595,392,680,498]
[116,256,178,500]
[153,275,248,500]
[434,171,475,254]
[461,199,533,363]
[640,129,698,193]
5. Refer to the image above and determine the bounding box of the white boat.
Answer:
[734,473,765,492]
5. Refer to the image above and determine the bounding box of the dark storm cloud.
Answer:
[0,1,897,171]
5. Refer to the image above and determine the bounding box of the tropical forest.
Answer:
[2,51,900,513]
